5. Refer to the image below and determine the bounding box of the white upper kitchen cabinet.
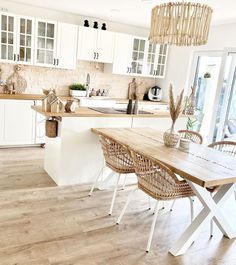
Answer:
[78,26,115,63]
[35,19,78,69]
[112,33,133,75]
[35,19,57,67]
[96,29,115,63]
[56,22,78,70]
[130,37,147,75]
[109,34,148,76]
[0,13,16,63]
[0,13,34,64]
[144,43,168,78]
[108,33,168,78]
[17,16,35,64]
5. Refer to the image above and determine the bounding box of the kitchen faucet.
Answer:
[85,73,90,97]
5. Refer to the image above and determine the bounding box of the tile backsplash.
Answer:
[0,61,156,98]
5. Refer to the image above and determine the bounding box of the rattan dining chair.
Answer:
[89,134,135,215]
[116,149,195,253]
[169,130,203,212]
[208,140,236,236]
[178,130,203,144]
[208,141,236,156]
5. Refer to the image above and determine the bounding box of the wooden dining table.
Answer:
[91,127,236,256]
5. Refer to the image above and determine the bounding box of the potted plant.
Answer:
[163,84,184,147]
[203,72,211,88]
[69,83,87,97]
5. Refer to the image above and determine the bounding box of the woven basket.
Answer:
[45,119,58,138]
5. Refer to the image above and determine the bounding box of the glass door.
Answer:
[35,19,56,66]
[190,53,222,142]
[0,14,16,62]
[146,42,157,76]
[17,17,34,64]
[131,38,146,74]
[214,53,236,142]
[155,44,168,78]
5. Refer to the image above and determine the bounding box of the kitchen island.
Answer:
[32,106,190,186]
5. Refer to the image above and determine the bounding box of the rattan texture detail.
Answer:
[130,150,194,201]
[99,135,135,174]
[208,141,236,156]
[207,141,236,192]
[178,130,203,144]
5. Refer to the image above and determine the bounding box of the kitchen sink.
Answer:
[89,107,153,114]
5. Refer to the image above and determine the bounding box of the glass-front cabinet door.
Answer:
[35,20,57,66]
[130,38,146,74]
[155,44,168,78]
[17,17,34,64]
[0,13,16,62]
[146,42,157,76]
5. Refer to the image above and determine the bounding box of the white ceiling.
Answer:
[7,0,236,28]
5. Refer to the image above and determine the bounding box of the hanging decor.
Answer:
[149,2,213,46]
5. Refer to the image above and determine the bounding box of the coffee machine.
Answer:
[147,86,162,101]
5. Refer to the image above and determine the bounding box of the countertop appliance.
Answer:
[148,86,162,102]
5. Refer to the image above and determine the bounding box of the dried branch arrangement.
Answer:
[168,84,184,127]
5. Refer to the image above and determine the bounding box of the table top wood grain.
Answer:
[92,127,236,188]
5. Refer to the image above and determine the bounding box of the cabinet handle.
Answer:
[94,52,96,59]
[96,53,99,59]
[129,67,131,73]
[53,58,56,65]
[127,67,129,73]
[17,54,20,61]
[57,59,59,66]
[13,54,16,61]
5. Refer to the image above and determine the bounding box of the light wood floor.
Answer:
[0,147,236,265]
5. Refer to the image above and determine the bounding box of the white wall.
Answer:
[157,22,236,100]
[0,0,149,36]
[1,0,236,101]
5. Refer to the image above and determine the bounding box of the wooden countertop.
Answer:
[32,105,184,118]
[92,128,236,188]
[0,93,72,101]
[0,94,167,105]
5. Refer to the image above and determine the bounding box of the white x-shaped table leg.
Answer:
[169,182,236,256]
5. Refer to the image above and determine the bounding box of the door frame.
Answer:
[187,50,224,143]
[187,48,236,143]
[209,48,236,142]
[215,49,236,141]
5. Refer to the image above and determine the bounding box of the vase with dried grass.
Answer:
[163,84,184,147]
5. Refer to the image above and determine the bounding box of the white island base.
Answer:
[43,115,187,186]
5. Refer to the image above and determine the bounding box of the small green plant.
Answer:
[69,83,86,91]
[204,72,211,79]
[186,117,198,131]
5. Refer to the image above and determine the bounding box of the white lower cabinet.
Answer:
[0,102,4,142]
[0,100,44,146]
